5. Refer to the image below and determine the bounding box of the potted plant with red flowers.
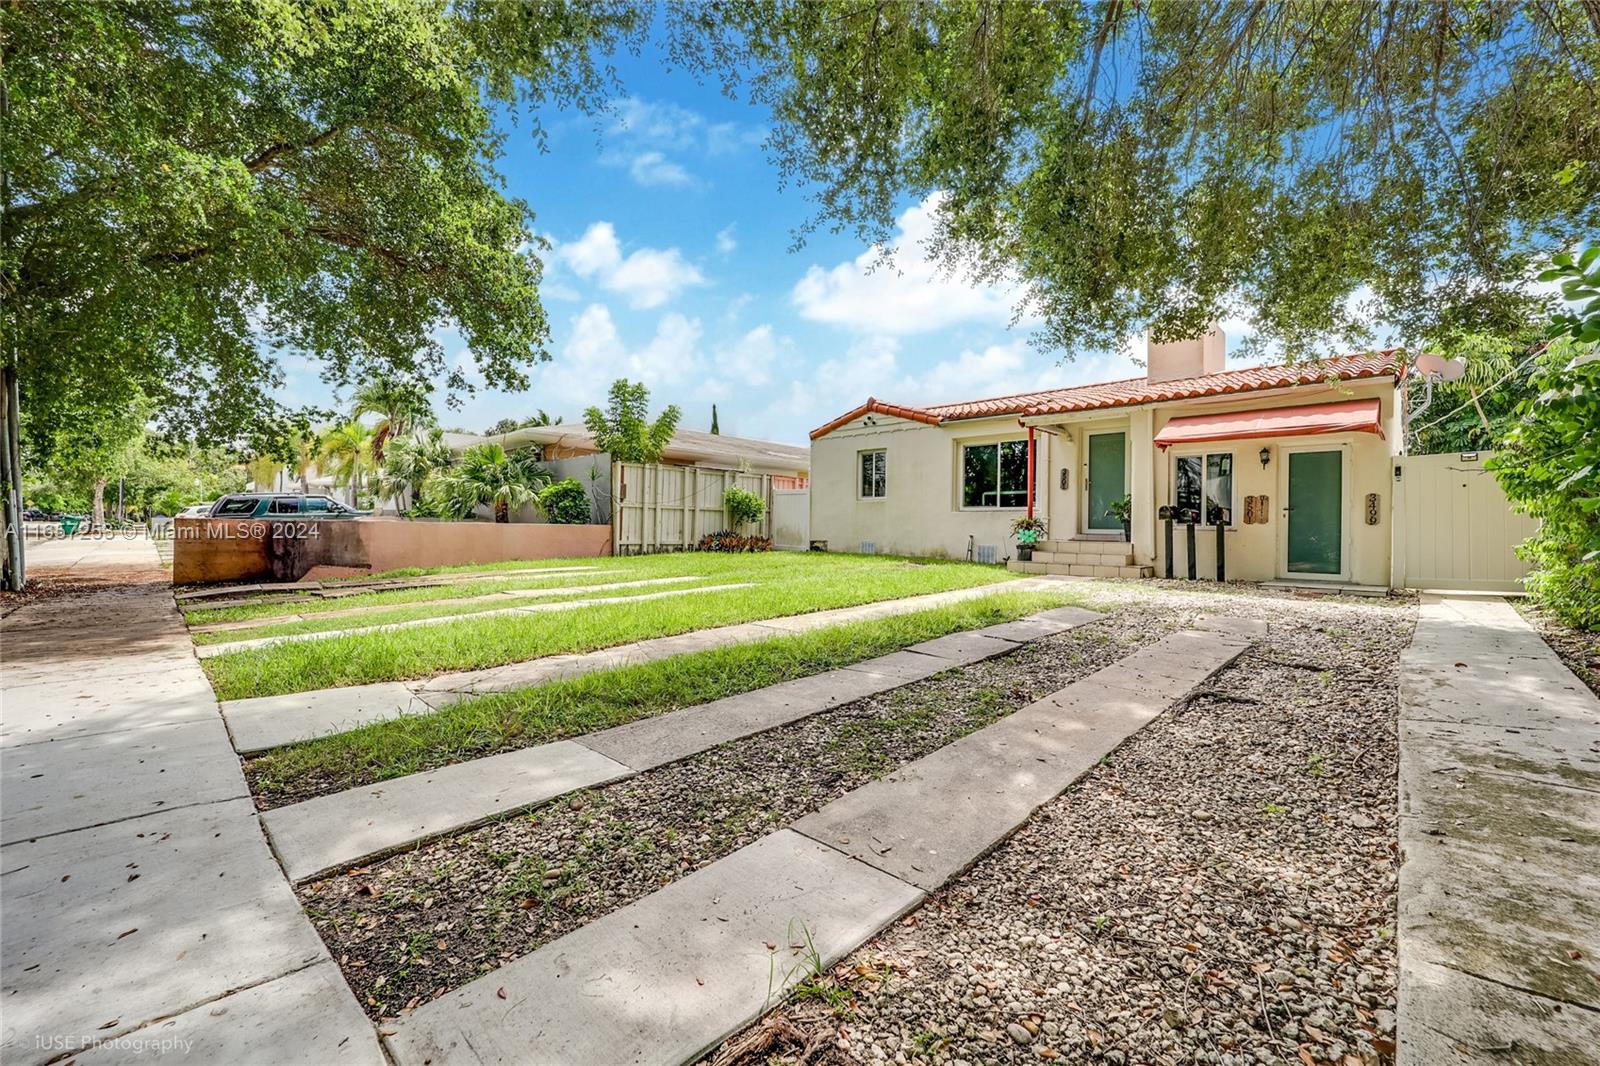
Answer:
[1011,515,1048,561]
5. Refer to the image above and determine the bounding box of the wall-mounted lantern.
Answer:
[1258,446,1271,469]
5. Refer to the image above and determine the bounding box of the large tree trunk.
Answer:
[1,364,24,590]
[92,478,107,531]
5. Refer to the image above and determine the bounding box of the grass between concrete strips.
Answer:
[201,553,1019,701]
[244,587,1088,808]
[183,566,641,629]
[299,608,1154,1020]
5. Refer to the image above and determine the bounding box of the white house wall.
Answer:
[809,413,1049,561]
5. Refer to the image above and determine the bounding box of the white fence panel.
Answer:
[612,463,773,554]
[771,489,810,551]
[1393,451,1539,593]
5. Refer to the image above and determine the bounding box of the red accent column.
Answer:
[1026,426,1036,519]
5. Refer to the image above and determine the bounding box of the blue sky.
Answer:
[280,45,1259,445]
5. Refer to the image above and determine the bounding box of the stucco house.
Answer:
[809,332,1405,588]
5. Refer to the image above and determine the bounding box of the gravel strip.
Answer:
[706,583,1413,1066]
[299,614,1168,1020]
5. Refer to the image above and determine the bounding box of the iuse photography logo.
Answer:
[25,1030,194,1057]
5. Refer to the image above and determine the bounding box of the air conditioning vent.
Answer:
[974,543,998,564]
[859,541,877,555]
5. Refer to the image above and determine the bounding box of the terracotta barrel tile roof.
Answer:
[810,351,1400,439]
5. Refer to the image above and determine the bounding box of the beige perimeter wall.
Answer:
[172,517,610,585]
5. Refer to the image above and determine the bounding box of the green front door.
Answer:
[1086,432,1126,531]
[1286,450,1342,574]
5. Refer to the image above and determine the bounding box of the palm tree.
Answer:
[318,421,375,502]
[291,430,319,493]
[376,427,452,514]
[351,375,433,463]
[245,454,280,492]
[426,443,548,522]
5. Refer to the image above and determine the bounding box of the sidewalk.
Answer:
[1398,595,1600,1064]
[1,536,379,1065]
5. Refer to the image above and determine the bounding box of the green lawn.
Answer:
[244,586,1088,807]
[203,552,1021,700]
[183,566,637,627]
[190,576,728,645]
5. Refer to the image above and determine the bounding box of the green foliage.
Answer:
[1408,329,1551,455]
[4,1,650,452]
[723,486,766,527]
[703,2,1599,352]
[351,376,435,463]
[1489,247,1600,630]
[426,443,549,523]
[377,428,452,515]
[537,478,592,524]
[582,380,681,463]
[486,411,560,435]
[1106,494,1133,522]
[318,422,375,495]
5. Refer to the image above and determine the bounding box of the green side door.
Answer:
[1286,450,1342,574]
[1086,432,1126,530]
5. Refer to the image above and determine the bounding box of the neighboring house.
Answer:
[447,423,810,481]
[444,423,811,525]
[810,332,1404,587]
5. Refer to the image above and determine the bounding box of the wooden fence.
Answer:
[611,463,774,554]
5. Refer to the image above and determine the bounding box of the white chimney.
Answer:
[1147,328,1226,383]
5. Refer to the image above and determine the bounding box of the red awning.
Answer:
[1154,397,1384,450]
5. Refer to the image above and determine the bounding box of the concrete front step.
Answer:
[1009,559,1155,579]
[1035,538,1133,556]
[1030,549,1137,567]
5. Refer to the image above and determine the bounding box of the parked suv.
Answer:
[206,493,366,518]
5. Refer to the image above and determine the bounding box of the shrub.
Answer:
[698,530,772,553]
[723,486,766,527]
[538,478,591,524]
[1489,248,1600,631]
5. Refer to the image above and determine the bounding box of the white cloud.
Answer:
[628,151,693,188]
[792,194,1027,335]
[714,324,788,387]
[555,222,706,310]
[715,225,738,255]
[601,98,764,189]
[533,304,705,409]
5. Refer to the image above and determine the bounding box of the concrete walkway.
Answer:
[0,537,381,1065]
[1397,596,1600,1064]
[261,609,1100,882]
[193,580,752,657]
[382,625,1255,1066]
[220,577,1067,753]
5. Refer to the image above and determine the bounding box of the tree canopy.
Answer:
[703,1,1599,354]
[3,0,648,454]
[583,379,682,463]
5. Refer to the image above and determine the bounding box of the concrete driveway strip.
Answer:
[383,624,1245,1066]
[261,610,1103,882]
[792,630,1252,890]
[218,578,1072,751]
[0,536,381,1066]
[382,829,926,1066]
[1397,595,1600,1066]
[193,581,756,657]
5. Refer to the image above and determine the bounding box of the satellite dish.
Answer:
[1415,353,1447,377]
[1415,353,1467,381]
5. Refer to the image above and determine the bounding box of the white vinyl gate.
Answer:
[1392,451,1539,593]
[770,488,810,551]
[611,462,773,554]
